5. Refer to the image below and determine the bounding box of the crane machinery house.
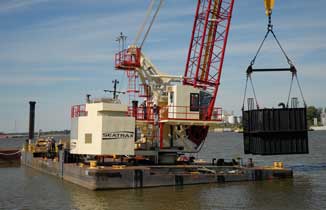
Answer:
[70,100,135,155]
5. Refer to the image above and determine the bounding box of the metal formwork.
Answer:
[243,108,309,155]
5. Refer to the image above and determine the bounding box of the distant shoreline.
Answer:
[0,130,70,139]
[310,126,326,131]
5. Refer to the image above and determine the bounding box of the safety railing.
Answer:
[160,106,223,121]
[115,48,141,70]
[128,105,222,122]
[128,106,155,121]
[210,107,223,121]
[71,104,88,118]
[138,84,151,98]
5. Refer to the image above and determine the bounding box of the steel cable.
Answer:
[286,73,294,107]
[134,0,156,46]
[250,30,270,66]
[242,76,249,110]
[140,0,164,48]
[245,13,308,110]
[249,75,259,109]
[270,30,293,66]
[295,74,307,107]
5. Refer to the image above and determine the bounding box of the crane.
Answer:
[115,0,235,159]
[71,0,306,161]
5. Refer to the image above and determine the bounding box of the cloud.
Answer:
[0,10,148,69]
[232,19,326,32]
[228,33,326,57]
[158,2,194,18]
[299,63,326,78]
[0,75,80,86]
[0,1,193,75]
[276,0,325,11]
[0,0,49,13]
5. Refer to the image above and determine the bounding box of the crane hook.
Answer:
[264,0,275,31]
[264,0,275,17]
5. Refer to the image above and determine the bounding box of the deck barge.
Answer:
[21,150,292,190]
[0,148,21,167]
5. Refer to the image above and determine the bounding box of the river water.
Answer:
[0,131,326,210]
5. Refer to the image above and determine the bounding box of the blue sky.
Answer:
[0,0,325,132]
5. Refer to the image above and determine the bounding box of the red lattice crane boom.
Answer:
[184,0,235,118]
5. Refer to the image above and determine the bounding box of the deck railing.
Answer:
[115,48,141,70]
[127,105,222,121]
[71,104,88,118]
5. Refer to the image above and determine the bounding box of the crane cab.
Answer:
[166,85,211,121]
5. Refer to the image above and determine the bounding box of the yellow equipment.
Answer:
[273,162,284,169]
[89,160,97,169]
[264,0,275,16]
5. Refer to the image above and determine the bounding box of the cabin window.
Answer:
[190,93,199,111]
[170,92,174,104]
[85,133,92,144]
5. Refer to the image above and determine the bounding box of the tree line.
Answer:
[307,106,325,127]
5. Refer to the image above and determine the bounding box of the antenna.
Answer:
[116,32,127,51]
[104,79,125,100]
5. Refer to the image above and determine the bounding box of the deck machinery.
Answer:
[70,0,234,163]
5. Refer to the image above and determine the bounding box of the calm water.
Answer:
[1,131,326,210]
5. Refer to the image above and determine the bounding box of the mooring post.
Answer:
[29,101,36,144]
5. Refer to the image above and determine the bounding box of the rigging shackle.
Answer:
[264,0,275,31]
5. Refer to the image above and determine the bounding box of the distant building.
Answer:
[228,116,236,124]
[222,111,241,125]
[321,111,326,126]
[237,116,242,124]
[313,118,318,126]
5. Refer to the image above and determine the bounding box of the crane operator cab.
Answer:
[166,85,212,121]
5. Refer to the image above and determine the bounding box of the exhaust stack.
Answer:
[29,101,36,141]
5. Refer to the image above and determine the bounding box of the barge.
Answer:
[19,0,304,191]
[21,149,292,190]
[0,148,21,167]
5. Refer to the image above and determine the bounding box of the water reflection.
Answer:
[66,177,317,210]
[70,185,205,210]
[1,132,326,209]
